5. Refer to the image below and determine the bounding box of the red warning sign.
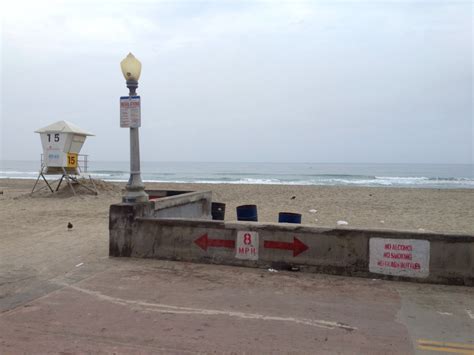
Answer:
[369,238,430,278]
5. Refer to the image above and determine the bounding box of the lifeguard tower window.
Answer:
[31,120,98,196]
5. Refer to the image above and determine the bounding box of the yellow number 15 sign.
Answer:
[67,153,78,168]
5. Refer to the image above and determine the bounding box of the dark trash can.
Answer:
[236,204,258,222]
[211,202,226,220]
[278,212,302,224]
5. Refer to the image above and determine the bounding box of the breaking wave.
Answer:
[1,165,473,189]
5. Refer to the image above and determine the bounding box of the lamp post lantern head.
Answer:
[121,52,142,81]
[121,53,142,95]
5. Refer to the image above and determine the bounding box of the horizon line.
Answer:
[0,159,473,166]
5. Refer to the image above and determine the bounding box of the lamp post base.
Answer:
[123,171,148,203]
[122,187,149,203]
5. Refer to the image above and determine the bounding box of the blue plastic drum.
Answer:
[236,204,258,222]
[278,212,302,224]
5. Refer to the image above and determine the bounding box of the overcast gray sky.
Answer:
[1,0,472,163]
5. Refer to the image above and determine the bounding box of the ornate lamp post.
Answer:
[120,53,148,203]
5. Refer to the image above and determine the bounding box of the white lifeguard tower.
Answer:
[31,120,97,195]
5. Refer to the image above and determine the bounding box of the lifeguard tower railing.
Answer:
[39,154,90,175]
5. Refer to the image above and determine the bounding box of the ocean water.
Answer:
[1,160,473,189]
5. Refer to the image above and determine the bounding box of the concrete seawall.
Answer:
[109,199,474,286]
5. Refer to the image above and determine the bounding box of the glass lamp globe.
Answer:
[120,53,142,81]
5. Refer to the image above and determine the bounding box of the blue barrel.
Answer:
[211,202,226,221]
[278,212,302,224]
[236,204,258,222]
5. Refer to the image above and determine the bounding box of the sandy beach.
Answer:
[1,178,473,236]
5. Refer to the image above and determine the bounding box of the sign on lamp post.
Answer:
[120,96,141,128]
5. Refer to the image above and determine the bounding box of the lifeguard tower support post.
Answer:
[31,120,97,195]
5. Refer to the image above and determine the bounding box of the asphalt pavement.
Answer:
[1,259,473,354]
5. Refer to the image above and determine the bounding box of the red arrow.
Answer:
[194,234,235,251]
[264,237,308,257]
